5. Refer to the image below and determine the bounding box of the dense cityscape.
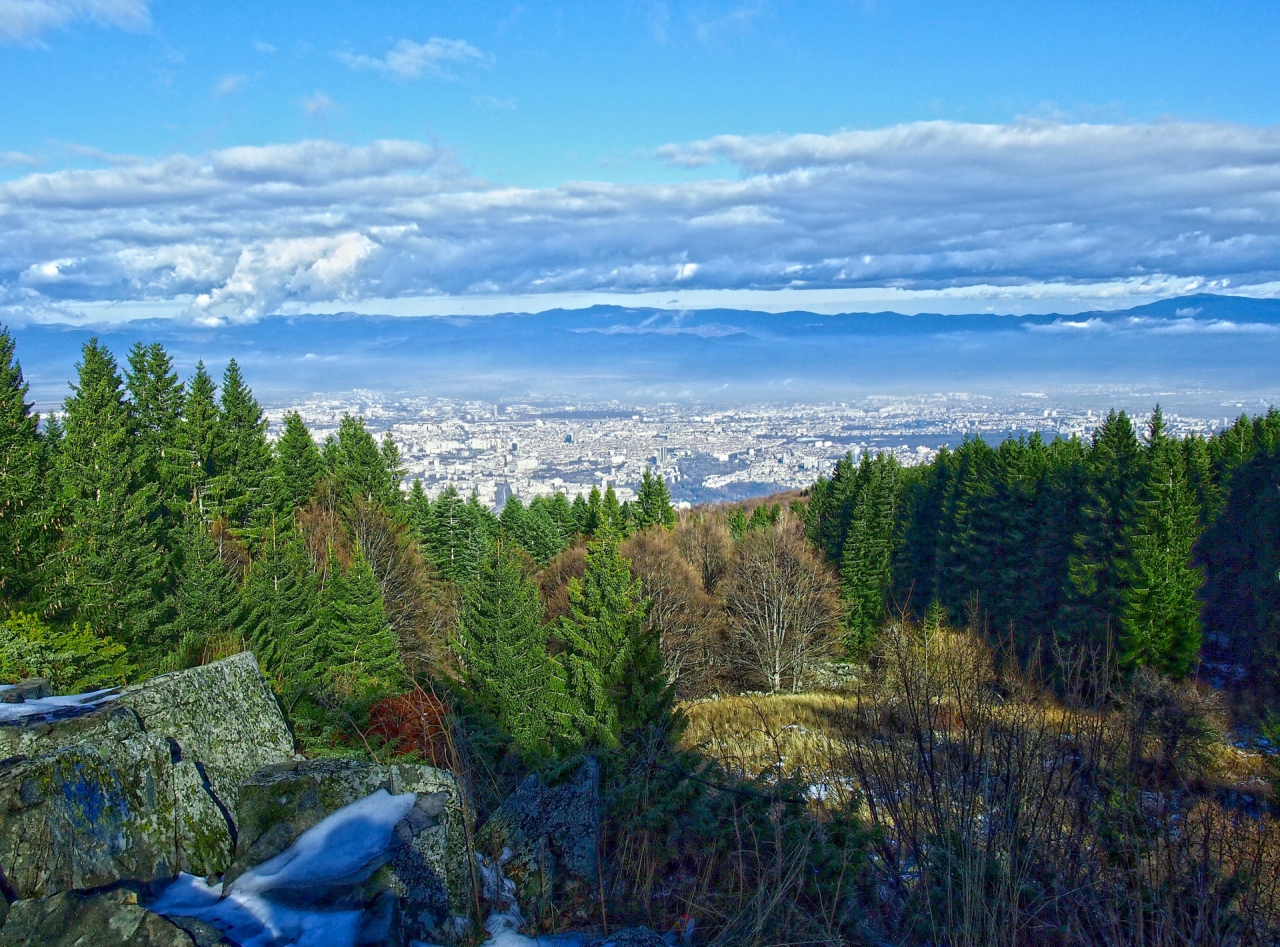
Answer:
[270,389,1254,508]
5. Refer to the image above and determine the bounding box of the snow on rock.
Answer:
[152,788,418,947]
[0,686,118,722]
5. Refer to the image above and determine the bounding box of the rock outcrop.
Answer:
[474,757,600,911]
[0,888,223,947]
[0,653,294,897]
[226,758,473,940]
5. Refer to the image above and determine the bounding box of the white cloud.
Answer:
[472,95,516,111]
[0,151,39,166]
[254,40,276,54]
[0,0,149,44]
[299,91,333,115]
[3,122,1280,323]
[213,73,247,97]
[338,37,488,81]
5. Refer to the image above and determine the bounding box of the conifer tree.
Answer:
[602,485,623,536]
[407,479,432,544]
[1063,410,1145,649]
[125,342,185,513]
[270,411,323,515]
[380,432,405,505]
[635,468,677,530]
[242,529,321,692]
[0,330,47,607]
[1118,413,1205,677]
[53,340,167,660]
[559,533,668,747]
[839,454,900,656]
[316,546,404,698]
[425,484,471,580]
[328,415,398,506]
[584,486,603,536]
[452,539,574,753]
[179,361,219,511]
[570,493,589,536]
[213,359,272,526]
[167,514,243,661]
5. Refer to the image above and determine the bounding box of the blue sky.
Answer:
[2,1,1280,324]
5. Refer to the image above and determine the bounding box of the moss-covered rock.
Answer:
[225,758,473,941]
[0,653,290,893]
[475,757,599,913]
[0,888,208,946]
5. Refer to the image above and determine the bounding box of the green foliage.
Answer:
[166,515,245,666]
[179,361,219,509]
[52,339,168,662]
[635,468,676,530]
[315,547,404,699]
[500,495,567,563]
[559,534,670,747]
[242,529,320,696]
[0,331,48,608]
[839,454,901,656]
[1118,413,1205,678]
[421,484,496,581]
[125,342,185,517]
[270,411,323,515]
[327,415,400,506]
[0,611,132,691]
[213,359,272,527]
[452,539,575,754]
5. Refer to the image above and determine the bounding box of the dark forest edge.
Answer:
[0,328,1278,945]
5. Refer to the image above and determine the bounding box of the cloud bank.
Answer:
[3,121,1280,324]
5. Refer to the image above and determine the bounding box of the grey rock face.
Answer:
[226,757,473,940]
[474,757,600,912]
[0,653,291,896]
[0,680,51,704]
[0,888,206,947]
[589,927,668,947]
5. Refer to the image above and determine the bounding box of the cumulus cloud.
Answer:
[338,37,488,81]
[0,0,149,44]
[3,121,1280,323]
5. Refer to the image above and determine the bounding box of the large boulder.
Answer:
[225,758,473,941]
[0,652,293,896]
[0,888,220,947]
[474,757,600,912]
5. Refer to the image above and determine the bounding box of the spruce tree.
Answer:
[452,539,575,753]
[559,534,668,747]
[602,485,623,536]
[427,484,477,581]
[213,359,272,527]
[1118,414,1205,677]
[584,485,603,537]
[839,454,900,656]
[327,415,399,506]
[570,493,589,536]
[270,411,322,515]
[125,342,186,513]
[167,514,244,663]
[0,330,47,607]
[635,468,677,530]
[242,529,321,693]
[316,547,404,698]
[53,340,167,662]
[1063,410,1145,650]
[179,361,219,512]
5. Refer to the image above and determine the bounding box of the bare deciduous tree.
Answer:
[719,520,841,692]
[675,514,733,594]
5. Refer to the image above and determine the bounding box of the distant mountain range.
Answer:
[9,294,1280,411]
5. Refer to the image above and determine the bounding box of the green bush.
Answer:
[0,612,133,692]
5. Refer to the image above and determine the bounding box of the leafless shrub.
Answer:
[675,514,733,594]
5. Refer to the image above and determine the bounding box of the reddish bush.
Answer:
[367,690,451,765]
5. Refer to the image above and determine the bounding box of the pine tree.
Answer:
[635,468,677,530]
[213,359,272,527]
[167,514,243,663]
[53,340,167,661]
[316,547,404,698]
[1118,414,1205,677]
[242,529,321,693]
[270,411,322,515]
[0,330,47,607]
[559,535,668,747]
[179,361,219,512]
[452,539,575,753]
